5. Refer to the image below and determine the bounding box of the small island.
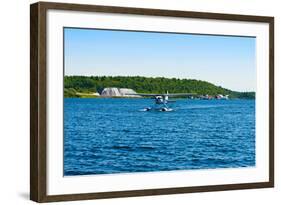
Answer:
[64,76,255,99]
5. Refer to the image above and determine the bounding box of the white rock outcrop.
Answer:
[92,92,100,96]
[101,87,140,97]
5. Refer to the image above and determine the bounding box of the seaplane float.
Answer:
[128,91,196,112]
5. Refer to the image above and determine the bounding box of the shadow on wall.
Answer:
[18,192,29,200]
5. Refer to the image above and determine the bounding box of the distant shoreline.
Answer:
[64,96,255,100]
[64,76,255,99]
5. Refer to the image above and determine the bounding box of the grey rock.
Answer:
[101,87,140,97]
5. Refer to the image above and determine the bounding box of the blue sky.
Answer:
[64,28,256,92]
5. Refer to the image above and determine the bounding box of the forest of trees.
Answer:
[64,76,255,99]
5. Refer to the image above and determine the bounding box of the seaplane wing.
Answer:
[164,93,196,97]
[127,93,196,97]
[127,93,160,97]
[127,91,197,112]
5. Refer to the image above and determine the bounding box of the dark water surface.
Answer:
[64,98,255,176]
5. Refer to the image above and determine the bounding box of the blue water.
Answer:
[64,98,255,176]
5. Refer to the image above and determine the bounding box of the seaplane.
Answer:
[128,91,196,112]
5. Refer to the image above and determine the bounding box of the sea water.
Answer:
[64,98,255,176]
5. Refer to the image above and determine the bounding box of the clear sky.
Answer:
[64,28,256,92]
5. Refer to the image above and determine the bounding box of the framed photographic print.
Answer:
[30,1,274,202]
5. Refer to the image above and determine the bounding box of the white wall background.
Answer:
[0,0,279,204]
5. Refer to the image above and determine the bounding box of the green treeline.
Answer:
[64,75,255,99]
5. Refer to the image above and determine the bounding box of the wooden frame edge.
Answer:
[40,182,273,203]
[269,17,274,188]
[30,1,274,202]
[37,1,274,22]
[30,2,39,202]
[30,2,48,202]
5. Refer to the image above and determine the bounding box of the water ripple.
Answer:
[64,98,255,176]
